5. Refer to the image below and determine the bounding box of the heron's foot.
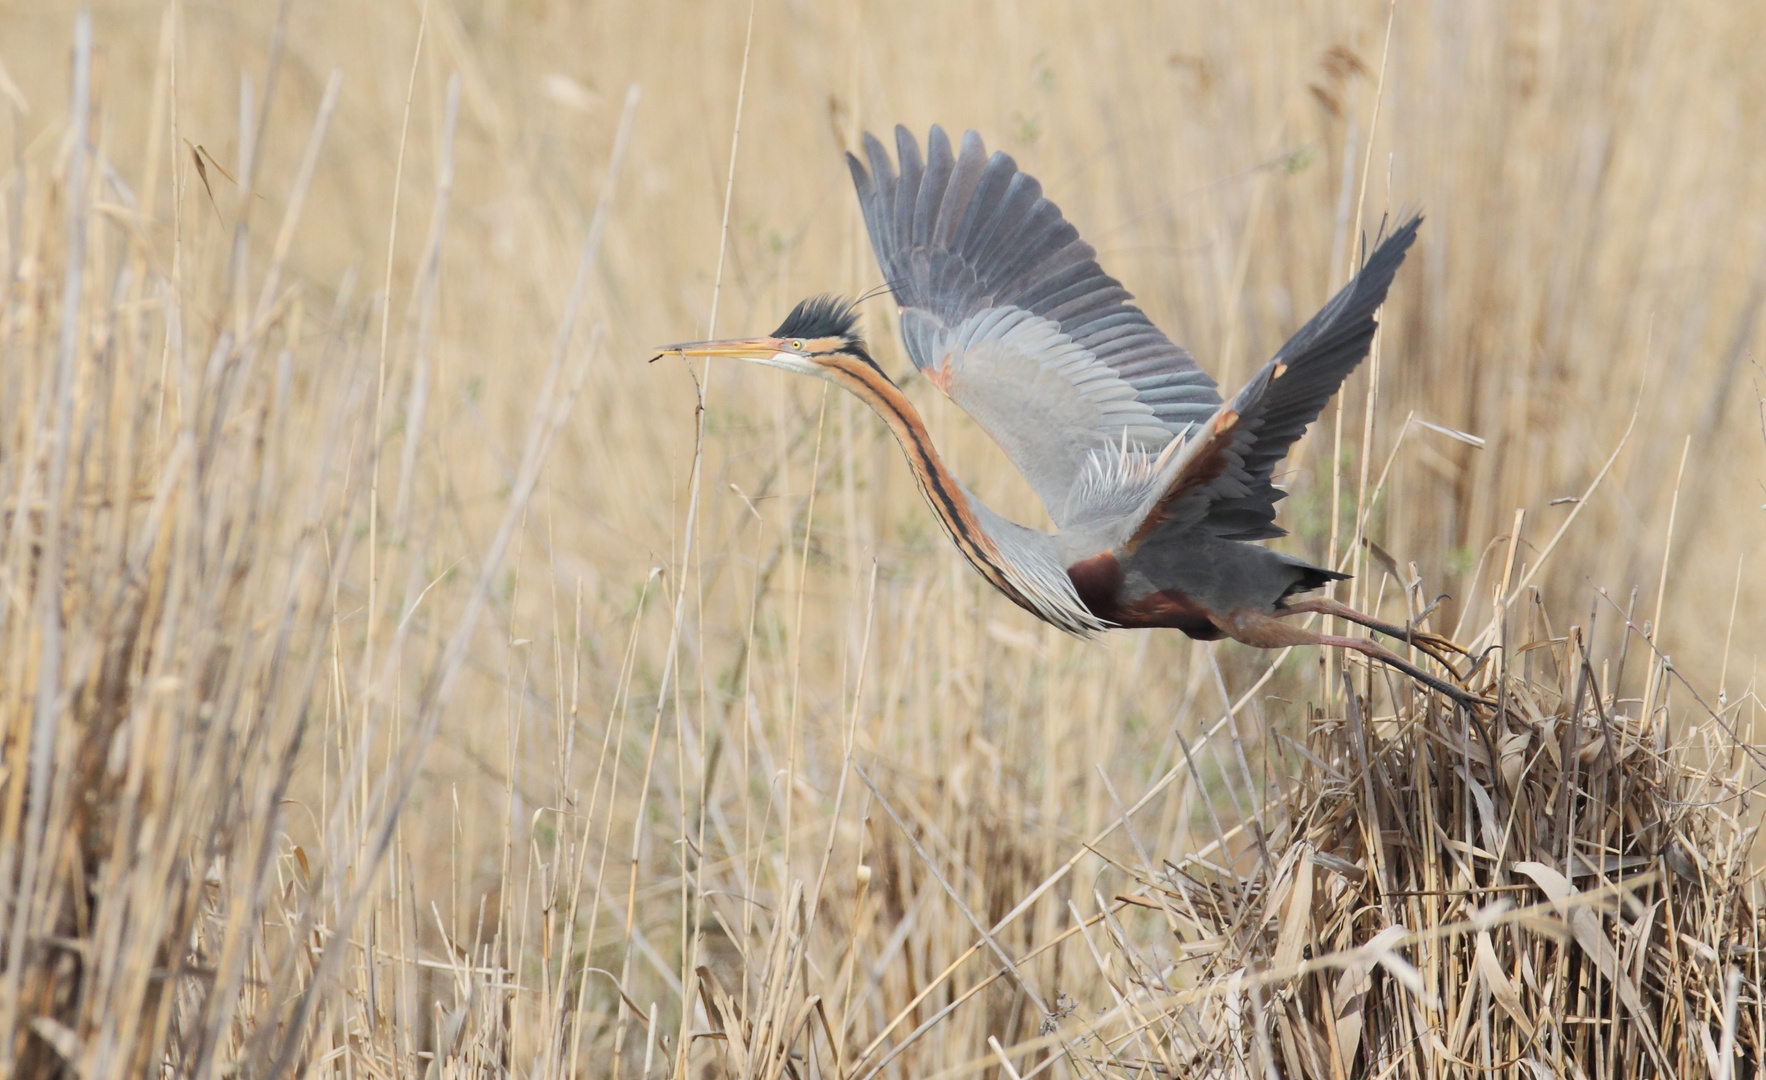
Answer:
[1397,632,1471,682]
[1406,626,1472,659]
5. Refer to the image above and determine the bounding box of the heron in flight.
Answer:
[662,126,1472,702]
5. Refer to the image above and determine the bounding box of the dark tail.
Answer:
[1280,563,1351,602]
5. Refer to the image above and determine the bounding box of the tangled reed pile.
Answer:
[1071,631,1765,1079]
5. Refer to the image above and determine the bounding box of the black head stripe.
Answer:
[841,340,884,376]
[774,294,860,341]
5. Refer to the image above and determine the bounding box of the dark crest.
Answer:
[773,294,860,342]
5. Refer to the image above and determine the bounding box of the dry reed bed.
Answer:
[1099,645,1766,1079]
[2,3,1763,1079]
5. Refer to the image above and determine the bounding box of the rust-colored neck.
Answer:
[820,355,1018,599]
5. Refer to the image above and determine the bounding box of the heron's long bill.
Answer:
[650,336,784,362]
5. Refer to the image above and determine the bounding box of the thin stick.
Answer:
[805,560,880,938]
[1328,372,1345,701]
[1350,339,1380,620]
[569,569,658,1078]
[1719,551,1744,707]
[781,385,830,886]
[1347,0,1399,281]
[989,1036,1027,1080]
[661,3,753,1067]
[251,69,342,333]
[362,0,428,724]
[1344,0,1396,643]
[1641,433,1693,723]
[391,71,456,539]
[4,16,90,1050]
[705,0,758,340]
[1650,434,1693,643]
[152,0,181,468]
[1217,121,1286,387]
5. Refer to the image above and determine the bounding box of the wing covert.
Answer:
[849,125,1221,528]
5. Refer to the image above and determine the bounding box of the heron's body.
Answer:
[662,126,1477,701]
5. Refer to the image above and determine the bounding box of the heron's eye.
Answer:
[790,339,805,351]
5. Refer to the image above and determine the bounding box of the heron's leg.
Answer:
[1219,610,1492,709]
[1277,596,1470,669]
[1316,634,1493,708]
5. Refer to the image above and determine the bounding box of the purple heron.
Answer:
[661,126,1474,703]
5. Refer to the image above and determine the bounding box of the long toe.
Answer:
[1410,629,1473,658]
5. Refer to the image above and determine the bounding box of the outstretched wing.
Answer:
[849,125,1221,529]
[1130,215,1422,548]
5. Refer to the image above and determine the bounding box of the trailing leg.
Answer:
[1220,609,1492,709]
[1278,596,1469,674]
[1316,634,1493,709]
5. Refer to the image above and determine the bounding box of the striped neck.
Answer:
[819,352,1104,635]
[820,355,1005,578]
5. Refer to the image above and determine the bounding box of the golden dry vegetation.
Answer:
[1,1,1764,1076]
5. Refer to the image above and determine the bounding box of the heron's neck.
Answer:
[823,357,1007,581]
[821,355,1104,636]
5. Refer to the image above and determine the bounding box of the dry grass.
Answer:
[1,1,1763,1076]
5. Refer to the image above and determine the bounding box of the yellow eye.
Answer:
[790,339,805,350]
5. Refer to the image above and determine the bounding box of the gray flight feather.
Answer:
[849,126,1222,530]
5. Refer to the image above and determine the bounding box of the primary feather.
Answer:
[849,126,1222,529]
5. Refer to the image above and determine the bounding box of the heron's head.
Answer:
[654,295,881,380]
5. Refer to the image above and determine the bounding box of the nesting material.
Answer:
[1105,643,1762,1079]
